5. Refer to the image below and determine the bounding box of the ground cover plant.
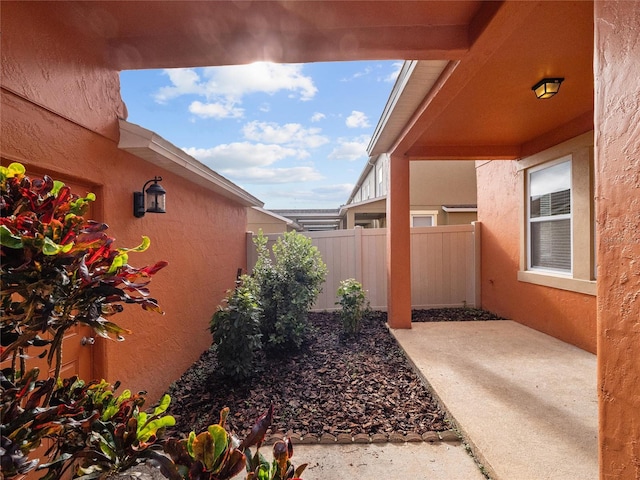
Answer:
[166,308,503,441]
[335,278,368,336]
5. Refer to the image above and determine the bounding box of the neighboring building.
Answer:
[341,60,477,230]
[272,209,342,231]
[341,157,477,229]
[247,207,302,234]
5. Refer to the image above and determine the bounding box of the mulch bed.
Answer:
[165,308,503,442]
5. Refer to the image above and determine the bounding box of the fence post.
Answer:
[246,231,256,273]
[354,226,363,283]
[472,222,482,308]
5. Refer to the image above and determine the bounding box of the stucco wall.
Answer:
[247,208,294,233]
[1,4,248,402]
[594,1,640,477]
[410,161,477,207]
[476,158,596,353]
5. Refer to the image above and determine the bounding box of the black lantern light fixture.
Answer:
[133,176,166,218]
[531,77,564,99]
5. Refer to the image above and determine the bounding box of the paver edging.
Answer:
[263,430,459,445]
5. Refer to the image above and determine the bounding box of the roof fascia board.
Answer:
[252,206,295,225]
[345,154,385,205]
[340,195,387,214]
[442,206,478,212]
[367,60,417,155]
[119,120,263,207]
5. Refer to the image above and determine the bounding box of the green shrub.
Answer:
[210,276,262,380]
[336,278,368,335]
[252,231,327,352]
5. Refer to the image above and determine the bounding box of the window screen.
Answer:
[412,215,434,227]
[528,160,572,272]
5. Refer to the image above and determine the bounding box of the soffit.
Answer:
[368,60,450,157]
[391,1,594,160]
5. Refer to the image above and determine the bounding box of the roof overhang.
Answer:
[14,1,594,193]
[119,120,262,208]
[49,1,491,69]
[250,207,303,231]
[368,1,594,162]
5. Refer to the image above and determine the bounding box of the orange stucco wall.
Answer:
[594,1,640,477]
[1,4,248,402]
[476,159,597,353]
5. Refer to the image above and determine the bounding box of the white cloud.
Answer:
[311,112,326,122]
[183,142,321,184]
[156,63,316,104]
[383,61,404,83]
[242,121,329,149]
[267,184,354,205]
[328,135,370,161]
[154,69,204,103]
[345,111,370,128]
[341,66,373,82]
[203,62,317,102]
[183,142,300,170]
[226,166,324,184]
[188,101,244,119]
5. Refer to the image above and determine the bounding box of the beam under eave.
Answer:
[109,25,471,70]
[389,1,539,158]
[405,145,521,160]
[520,111,594,158]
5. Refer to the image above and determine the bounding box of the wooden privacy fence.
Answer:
[246,223,481,311]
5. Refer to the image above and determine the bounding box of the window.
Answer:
[377,165,383,196]
[528,158,572,273]
[411,210,438,227]
[516,132,595,296]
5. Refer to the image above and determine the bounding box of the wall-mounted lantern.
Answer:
[531,77,564,99]
[133,176,166,218]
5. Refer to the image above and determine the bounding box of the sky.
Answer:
[119,61,401,209]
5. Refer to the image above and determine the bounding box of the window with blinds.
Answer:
[528,159,572,273]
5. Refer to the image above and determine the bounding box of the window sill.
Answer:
[517,270,596,296]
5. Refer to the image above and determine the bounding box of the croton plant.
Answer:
[0,162,167,379]
[0,163,305,480]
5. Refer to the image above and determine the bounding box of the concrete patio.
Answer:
[282,320,597,480]
[391,320,598,480]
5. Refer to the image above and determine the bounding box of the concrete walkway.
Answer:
[291,442,486,480]
[391,320,598,480]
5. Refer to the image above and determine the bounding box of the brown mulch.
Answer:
[164,308,503,441]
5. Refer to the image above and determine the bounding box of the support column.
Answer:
[386,153,411,329]
[595,1,640,477]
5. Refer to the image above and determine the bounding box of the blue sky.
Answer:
[120,61,401,209]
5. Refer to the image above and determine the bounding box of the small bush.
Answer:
[252,231,327,352]
[210,276,262,380]
[336,278,368,335]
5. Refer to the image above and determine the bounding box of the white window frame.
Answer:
[410,210,438,227]
[516,132,596,296]
[526,156,573,275]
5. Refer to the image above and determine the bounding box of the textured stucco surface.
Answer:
[1,5,248,402]
[594,1,640,478]
[476,159,597,352]
[1,2,125,140]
